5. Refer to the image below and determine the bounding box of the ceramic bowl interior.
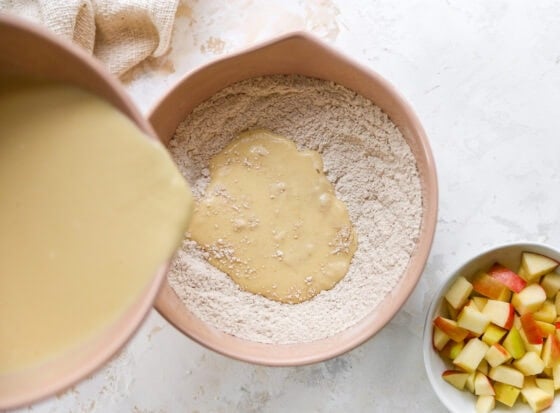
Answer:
[150,32,438,366]
[423,242,560,413]
[0,16,168,410]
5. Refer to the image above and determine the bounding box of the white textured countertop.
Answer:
[14,1,560,412]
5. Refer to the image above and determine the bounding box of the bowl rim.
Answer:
[150,31,439,366]
[0,15,167,410]
[422,241,560,413]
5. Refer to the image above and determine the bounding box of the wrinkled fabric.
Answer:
[0,0,179,77]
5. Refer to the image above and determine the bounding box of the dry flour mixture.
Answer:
[168,75,422,344]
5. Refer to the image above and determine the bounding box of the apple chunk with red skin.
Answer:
[481,300,514,330]
[474,372,495,396]
[442,370,470,390]
[485,343,511,367]
[511,284,546,315]
[433,316,469,342]
[520,312,545,345]
[488,263,527,293]
[542,333,560,368]
[519,327,543,355]
[472,272,510,300]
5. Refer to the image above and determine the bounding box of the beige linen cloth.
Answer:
[0,0,179,77]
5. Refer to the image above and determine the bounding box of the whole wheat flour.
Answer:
[167,75,422,344]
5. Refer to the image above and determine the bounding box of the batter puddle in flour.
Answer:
[188,129,357,304]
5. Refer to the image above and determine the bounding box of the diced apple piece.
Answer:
[535,320,555,336]
[458,305,491,335]
[482,300,514,330]
[466,372,476,393]
[519,328,543,355]
[513,352,545,376]
[533,300,557,323]
[433,317,469,342]
[488,263,527,293]
[441,340,465,360]
[512,284,546,315]
[466,299,480,311]
[524,375,538,389]
[442,369,470,390]
[445,276,473,310]
[541,333,560,368]
[520,385,553,412]
[489,365,524,388]
[433,326,450,351]
[556,292,560,316]
[498,287,512,302]
[446,301,459,320]
[478,358,489,375]
[454,338,490,372]
[494,382,521,407]
[485,343,511,367]
[535,378,554,397]
[475,395,495,413]
[553,363,560,390]
[541,272,560,298]
[522,252,559,282]
[473,272,510,300]
[518,264,529,280]
[474,372,495,396]
[543,367,552,378]
[503,327,526,360]
[520,313,545,345]
[482,324,507,346]
[472,296,488,311]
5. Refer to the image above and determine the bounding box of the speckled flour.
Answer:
[167,75,422,344]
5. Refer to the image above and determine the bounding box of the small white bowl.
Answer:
[423,242,560,413]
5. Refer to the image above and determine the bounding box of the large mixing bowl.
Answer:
[150,32,439,366]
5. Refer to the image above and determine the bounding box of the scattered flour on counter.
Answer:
[167,75,422,344]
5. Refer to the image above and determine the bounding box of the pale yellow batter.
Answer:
[189,129,357,304]
[0,82,192,374]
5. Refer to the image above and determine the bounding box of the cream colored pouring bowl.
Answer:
[0,16,170,410]
[150,32,439,366]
